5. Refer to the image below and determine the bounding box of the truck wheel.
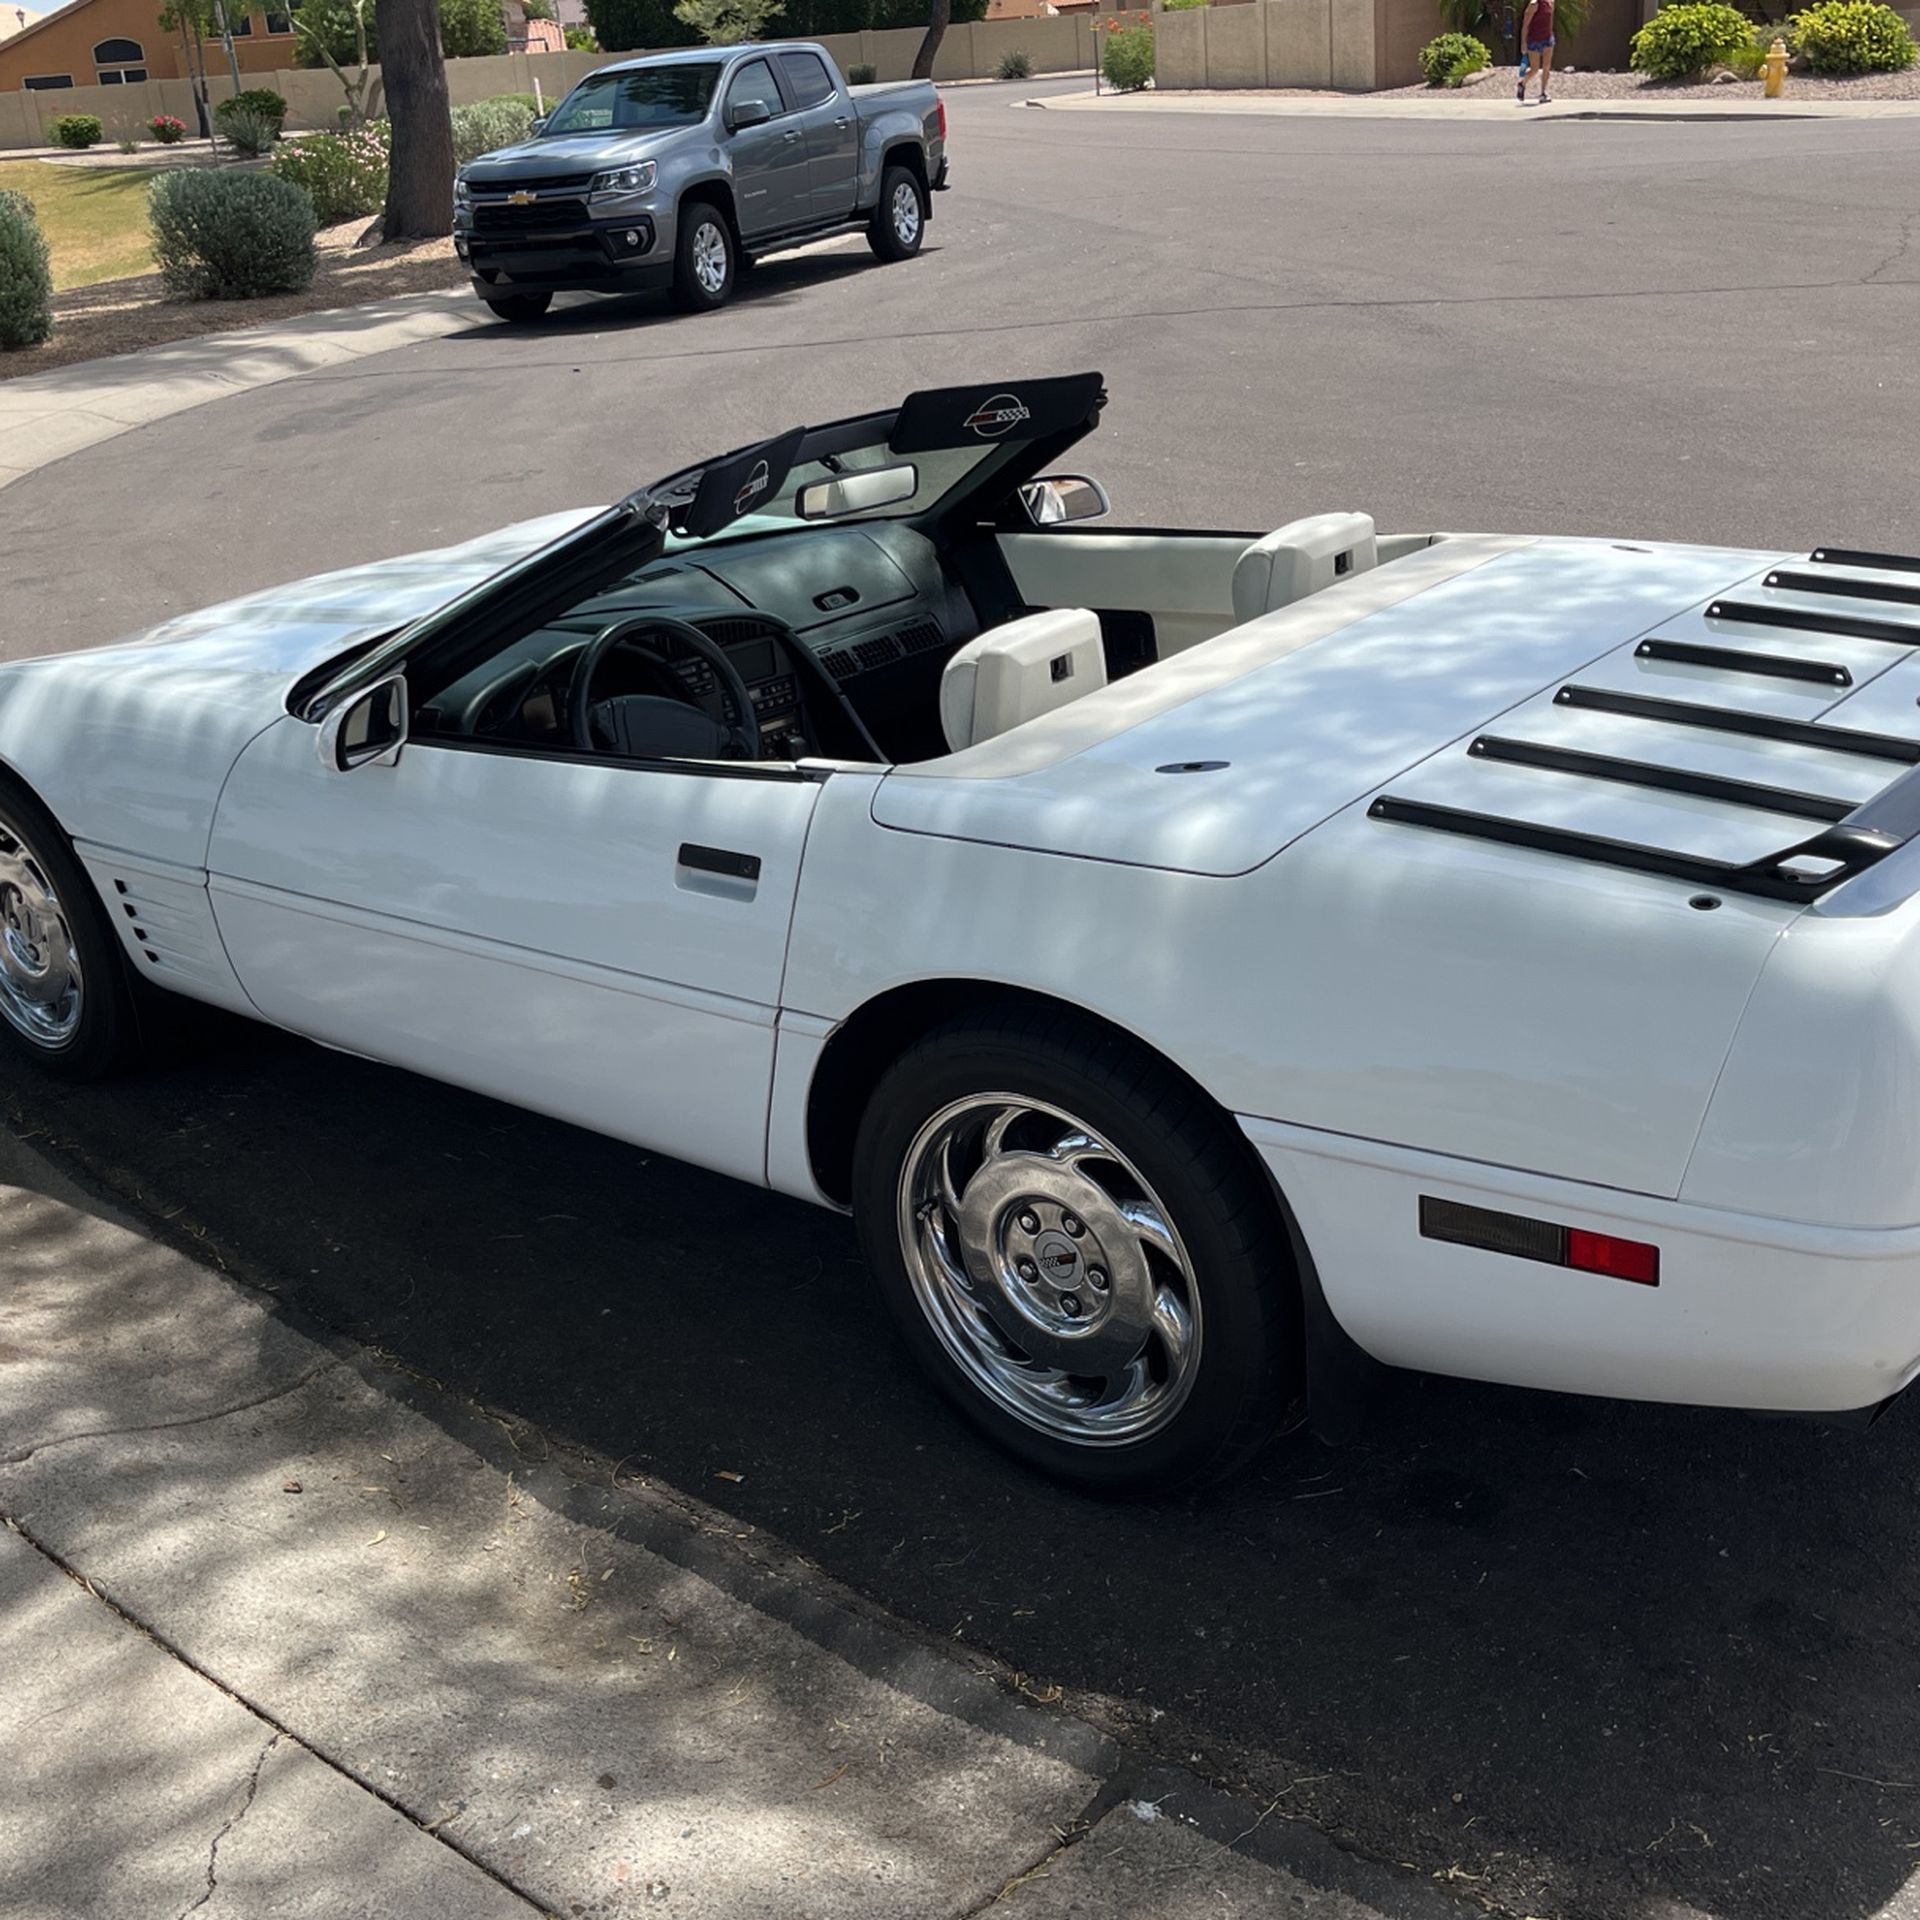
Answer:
[483,292,552,323]
[867,165,924,263]
[0,775,141,1082]
[852,1007,1303,1492]
[674,203,736,312]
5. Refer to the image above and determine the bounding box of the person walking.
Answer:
[1516,0,1555,102]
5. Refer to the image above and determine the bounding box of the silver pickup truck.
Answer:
[452,42,948,323]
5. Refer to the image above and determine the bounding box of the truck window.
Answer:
[725,57,785,122]
[544,62,722,134]
[777,50,835,109]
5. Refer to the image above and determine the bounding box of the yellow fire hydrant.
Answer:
[1762,36,1789,96]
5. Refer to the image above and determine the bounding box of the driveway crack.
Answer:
[177,1732,279,1919]
[1,1360,339,1465]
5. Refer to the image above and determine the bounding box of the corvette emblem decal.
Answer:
[964,394,1031,439]
[734,459,772,515]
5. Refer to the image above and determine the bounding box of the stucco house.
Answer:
[0,0,298,91]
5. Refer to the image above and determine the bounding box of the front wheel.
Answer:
[0,778,140,1081]
[852,1009,1302,1492]
[673,203,736,312]
[866,165,924,263]
[483,291,552,324]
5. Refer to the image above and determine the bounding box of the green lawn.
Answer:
[0,160,156,292]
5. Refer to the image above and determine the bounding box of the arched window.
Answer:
[92,36,144,62]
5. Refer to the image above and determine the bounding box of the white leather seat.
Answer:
[1231,512,1379,624]
[939,607,1107,753]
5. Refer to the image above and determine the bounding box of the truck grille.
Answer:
[473,198,590,233]
[465,170,593,194]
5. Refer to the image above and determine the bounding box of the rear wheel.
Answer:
[0,777,139,1081]
[866,164,924,263]
[673,202,736,312]
[852,1007,1302,1492]
[483,291,552,324]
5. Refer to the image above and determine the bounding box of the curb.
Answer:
[0,287,479,496]
[1025,87,1920,120]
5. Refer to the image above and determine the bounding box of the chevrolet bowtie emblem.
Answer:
[508,189,534,206]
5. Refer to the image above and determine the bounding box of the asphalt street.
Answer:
[5,82,1920,1920]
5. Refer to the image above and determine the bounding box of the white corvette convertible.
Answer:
[8,372,1920,1488]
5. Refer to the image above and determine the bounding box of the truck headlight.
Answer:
[453,172,472,207]
[590,161,656,196]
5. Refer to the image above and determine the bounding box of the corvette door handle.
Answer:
[833,116,849,127]
[677,842,762,900]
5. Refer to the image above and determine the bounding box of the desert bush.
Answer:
[149,169,318,299]
[1723,30,1772,72]
[1789,0,1916,69]
[270,123,390,224]
[1631,1,1756,74]
[564,23,598,45]
[50,114,103,149]
[847,60,877,81]
[451,97,535,165]
[148,114,187,144]
[1421,29,1490,81]
[0,190,53,351]
[1102,22,1155,89]
[1163,0,1208,10]
[218,87,289,127]
[995,47,1033,77]
[219,107,281,156]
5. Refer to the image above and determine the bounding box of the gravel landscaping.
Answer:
[1384,64,1920,99]
[1,220,466,379]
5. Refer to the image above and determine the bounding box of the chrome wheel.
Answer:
[889,180,921,247]
[897,1094,1202,1447]
[691,219,729,296]
[0,818,83,1050]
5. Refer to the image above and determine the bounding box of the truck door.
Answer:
[778,48,859,222]
[722,55,810,236]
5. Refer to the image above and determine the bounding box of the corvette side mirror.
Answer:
[318,672,409,772]
[1020,475,1111,527]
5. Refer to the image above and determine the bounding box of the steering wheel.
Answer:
[568,614,763,762]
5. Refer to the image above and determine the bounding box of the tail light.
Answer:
[1420,1196,1660,1287]
[937,96,947,140]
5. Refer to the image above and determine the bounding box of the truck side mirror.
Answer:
[728,98,772,131]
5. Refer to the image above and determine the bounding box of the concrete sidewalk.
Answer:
[0,1121,1458,1920]
[0,288,478,496]
[1031,86,1920,120]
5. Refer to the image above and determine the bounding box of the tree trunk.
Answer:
[378,0,455,239]
[910,0,950,79]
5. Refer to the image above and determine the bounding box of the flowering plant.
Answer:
[148,114,188,144]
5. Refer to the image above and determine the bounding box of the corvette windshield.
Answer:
[543,64,721,134]
[660,441,1009,550]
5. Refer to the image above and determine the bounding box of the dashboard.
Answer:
[422,521,977,765]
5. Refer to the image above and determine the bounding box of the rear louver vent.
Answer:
[852,635,904,673]
[896,619,947,656]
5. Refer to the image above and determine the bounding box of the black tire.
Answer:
[866,163,925,263]
[673,200,736,312]
[852,1006,1303,1493]
[483,292,553,324]
[0,774,141,1082]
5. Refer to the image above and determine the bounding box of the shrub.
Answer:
[1789,0,1916,69]
[50,114,103,150]
[219,106,281,157]
[995,47,1033,78]
[564,23,598,44]
[443,0,510,53]
[270,123,390,224]
[218,87,289,127]
[0,190,53,351]
[451,97,535,165]
[1420,29,1490,81]
[1163,0,1208,10]
[1724,30,1771,73]
[1102,22,1155,89]
[1630,1,1757,74]
[148,114,187,144]
[149,169,317,299]
[847,60,877,82]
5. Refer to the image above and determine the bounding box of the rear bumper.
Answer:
[1242,1114,1920,1417]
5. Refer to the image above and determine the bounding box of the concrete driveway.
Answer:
[3,78,1920,1920]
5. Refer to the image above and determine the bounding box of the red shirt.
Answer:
[1524,0,1555,38]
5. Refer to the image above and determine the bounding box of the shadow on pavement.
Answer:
[6,1011,1918,1920]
